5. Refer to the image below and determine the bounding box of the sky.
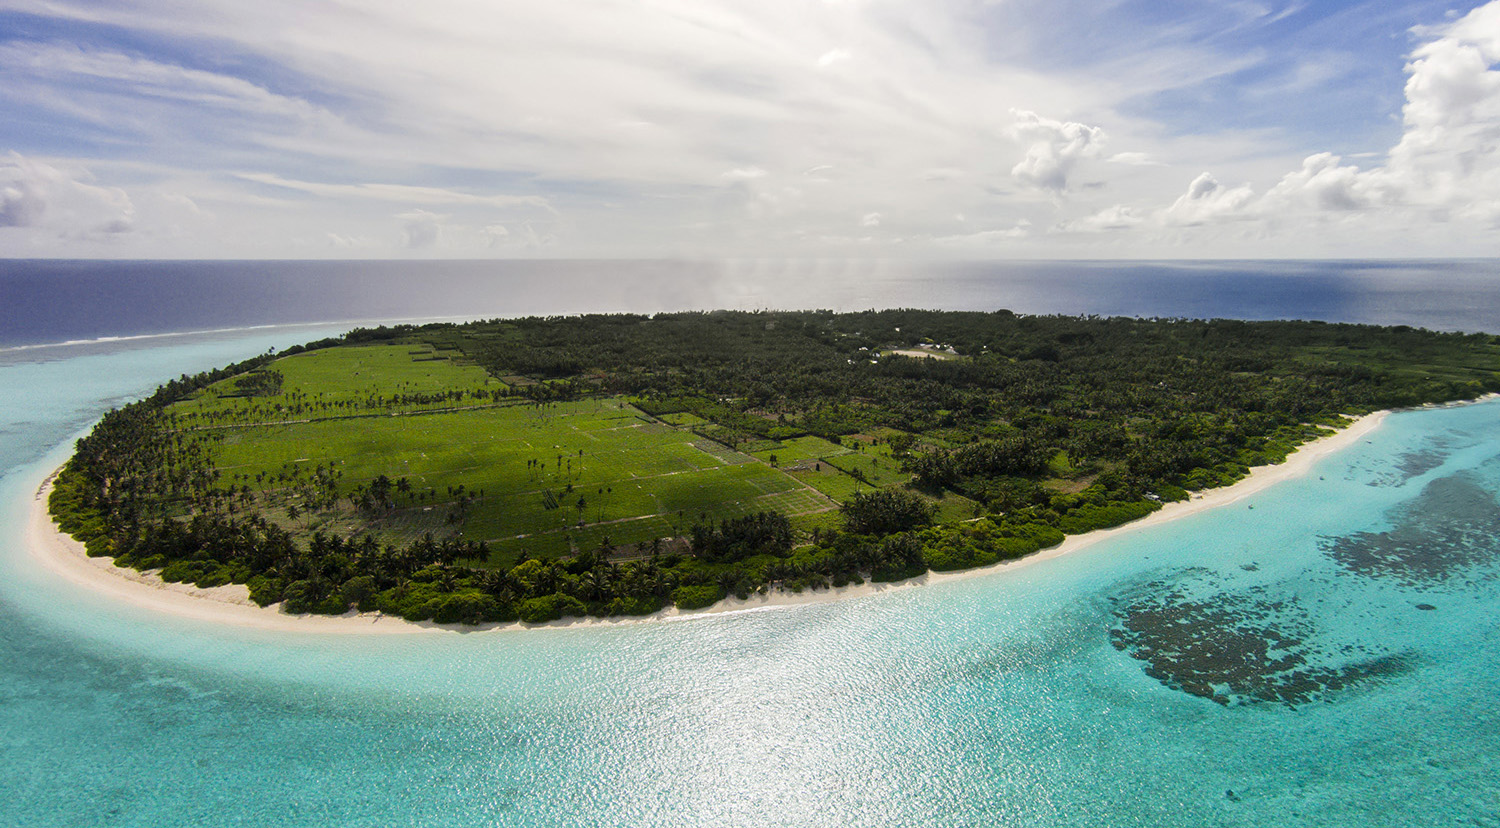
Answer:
[0,0,1497,260]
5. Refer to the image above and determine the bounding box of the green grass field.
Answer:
[175,344,852,567]
[172,344,505,427]
[821,451,911,487]
[748,435,849,466]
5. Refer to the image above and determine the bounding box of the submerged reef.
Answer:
[1323,474,1500,589]
[1110,573,1411,707]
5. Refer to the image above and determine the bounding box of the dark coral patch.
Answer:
[1111,580,1410,707]
[1364,445,1448,488]
[1323,475,1500,588]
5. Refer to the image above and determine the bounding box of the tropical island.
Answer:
[46,310,1500,627]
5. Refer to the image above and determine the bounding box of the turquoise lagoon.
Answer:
[2,327,1498,827]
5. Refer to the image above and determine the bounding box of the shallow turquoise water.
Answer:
[2,330,1498,827]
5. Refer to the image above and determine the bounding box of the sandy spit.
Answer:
[27,410,1390,636]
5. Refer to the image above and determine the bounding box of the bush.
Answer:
[431,592,498,625]
[870,561,925,583]
[606,595,664,616]
[340,576,380,611]
[518,593,587,623]
[672,584,724,610]
[1155,484,1190,503]
[246,575,284,607]
[315,594,350,615]
[922,540,997,572]
[159,560,207,583]
[280,579,321,614]
[1057,500,1160,534]
[193,563,247,588]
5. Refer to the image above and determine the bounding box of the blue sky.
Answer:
[0,0,1496,258]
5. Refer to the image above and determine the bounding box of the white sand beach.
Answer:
[27,410,1388,635]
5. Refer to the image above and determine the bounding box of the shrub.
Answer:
[280,579,321,614]
[340,576,380,611]
[246,575,284,607]
[672,584,723,610]
[518,593,587,623]
[606,595,664,616]
[159,560,207,583]
[431,592,498,625]
[1057,500,1160,534]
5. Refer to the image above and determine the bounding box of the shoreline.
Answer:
[27,409,1391,635]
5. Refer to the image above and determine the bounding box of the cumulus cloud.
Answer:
[1380,2,1500,216]
[397,209,444,248]
[482,223,510,246]
[0,152,134,237]
[479,220,553,249]
[933,220,1031,246]
[0,169,46,228]
[1263,153,1384,211]
[6,0,1499,255]
[721,167,769,182]
[1057,204,1142,233]
[1107,152,1163,166]
[1007,110,1106,194]
[1112,0,1500,248]
[861,212,881,227]
[1162,172,1257,226]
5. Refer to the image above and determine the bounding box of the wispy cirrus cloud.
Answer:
[236,173,555,211]
[0,0,1495,257]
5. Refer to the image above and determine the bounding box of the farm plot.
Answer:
[172,343,505,426]
[201,390,831,563]
[748,435,848,466]
[821,452,911,487]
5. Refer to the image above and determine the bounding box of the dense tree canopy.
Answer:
[50,310,1500,625]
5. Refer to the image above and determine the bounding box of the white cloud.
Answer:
[482,223,511,245]
[721,167,770,182]
[933,220,1031,246]
[817,49,851,67]
[1007,110,1106,193]
[1263,153,1381,211]
[1136,1,1500,244]
[1057,204,1142,233]
[0,152,134,238]
[1107,152,1163,166]
[0,41,326,121]
[3,0,1498,256]
[397,209,444,248]
[1381,2,1500,215]
[861,212,881,227]
[1161,172,1257,225]
[236,173,554,211]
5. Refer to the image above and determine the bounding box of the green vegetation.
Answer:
[50,310,1500,624]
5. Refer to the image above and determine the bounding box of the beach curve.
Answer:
[25,410,1389,635]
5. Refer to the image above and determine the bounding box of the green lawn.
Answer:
[189,360,836,564]
[748,435,848,465]
[821,451,911,487]
[171,343,505,426]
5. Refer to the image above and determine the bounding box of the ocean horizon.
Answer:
[2,260,1498,826]
[5,259,1500,352]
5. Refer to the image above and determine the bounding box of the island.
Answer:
[46,310,1500,627]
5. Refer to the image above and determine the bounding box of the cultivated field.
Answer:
[170,343,910,565]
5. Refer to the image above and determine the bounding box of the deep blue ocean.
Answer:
[2,260,1498,826]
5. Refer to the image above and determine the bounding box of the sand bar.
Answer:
[27,410,1389,635]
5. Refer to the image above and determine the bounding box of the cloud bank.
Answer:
[0,0,1495,257]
